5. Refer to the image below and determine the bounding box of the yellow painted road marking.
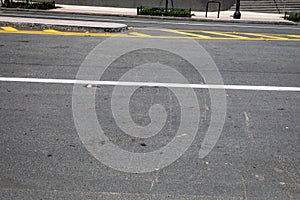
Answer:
[0,27,300,41]
[0,29,128,37]
[134,28,298,41]
[161,29,212,39]
[287,34,300,39]
[0,30,193,39]
[199,30,249,39]
[43,29,61,33]
[133,27,167,31]
[129,32,151,37]
[1,26,18,32]
[239,32,288,40]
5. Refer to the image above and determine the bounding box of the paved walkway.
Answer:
[51,4,293,24]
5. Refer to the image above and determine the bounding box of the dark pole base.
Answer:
[233,11,241,19]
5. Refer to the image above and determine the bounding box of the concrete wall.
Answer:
[51,0,236,11]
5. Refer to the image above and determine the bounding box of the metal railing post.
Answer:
[233,0,241,19]
[205,1,221,18]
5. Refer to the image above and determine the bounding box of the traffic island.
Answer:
[0,17,128,32]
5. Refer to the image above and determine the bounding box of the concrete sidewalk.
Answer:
[50,4,296,25]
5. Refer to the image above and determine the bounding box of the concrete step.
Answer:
[230,8,300,11]
[240,0,300,1]
[241,2,300,6]
[240,0,300,2]
[238,4,300,8]
[230,0,300,13]
[240,6,300,9]
[241,3,300,5]
[236,6,300,10]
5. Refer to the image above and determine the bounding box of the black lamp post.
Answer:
[165,0,168,11]
[233,0,241,19]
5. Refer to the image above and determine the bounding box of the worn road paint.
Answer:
[1,26,300,41]
[0,77,300,92]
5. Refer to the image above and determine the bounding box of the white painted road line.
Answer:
[0,77,300,92]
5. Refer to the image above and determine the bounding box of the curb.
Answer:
[0,21,128,32]
[0,7,298,26]
[0,10,128,32]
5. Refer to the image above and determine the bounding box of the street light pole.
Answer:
[233,0,241,19]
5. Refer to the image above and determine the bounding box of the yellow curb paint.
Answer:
[0,30,128,37]
[1,26,18,32]
[43,29,61,33]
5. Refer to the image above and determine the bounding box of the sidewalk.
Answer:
[51,4,295,25]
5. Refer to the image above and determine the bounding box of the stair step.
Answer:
[241,3,300,6]
[241,0,300,1]
[238,6,300,8]
[230,0,300,13]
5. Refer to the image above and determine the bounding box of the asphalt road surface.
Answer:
[2,10,300,33]
[0,13,299,200]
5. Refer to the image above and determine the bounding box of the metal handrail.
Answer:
[282,0,288,15]
[276,0,290,17]
[205,0,221,18]
[273,0,281,14]
[165,0,174,11]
